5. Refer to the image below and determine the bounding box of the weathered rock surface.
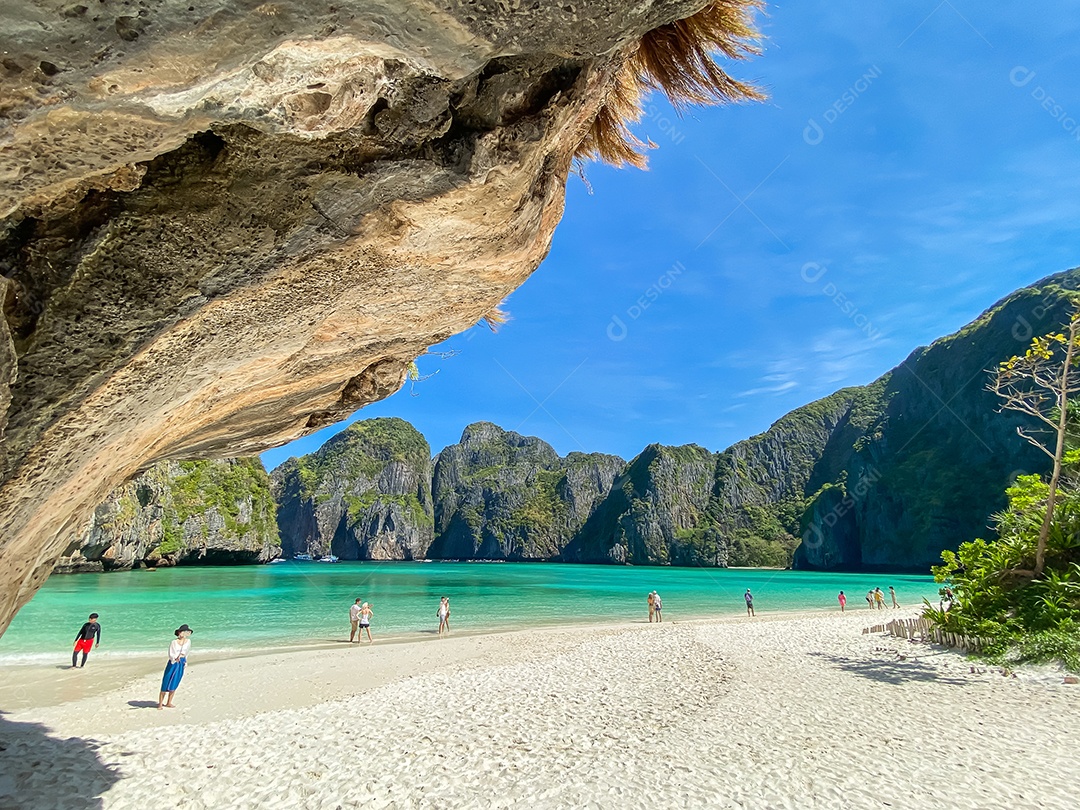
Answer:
[272,417,433,560]
[565,443,721,565]
[430,422,623,559]
[0,0,726,635]
[77,262,1079,577]
[53,458,278,573]
[778,271,1079,570]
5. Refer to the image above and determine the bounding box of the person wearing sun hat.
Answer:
[158,624,193,710]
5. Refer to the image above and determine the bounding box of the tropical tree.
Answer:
[990,307,1080,577]
[929,473,1080,669]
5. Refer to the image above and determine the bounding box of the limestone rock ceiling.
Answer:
[0,0,736,635]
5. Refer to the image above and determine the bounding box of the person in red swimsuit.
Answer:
[72,613,101,668]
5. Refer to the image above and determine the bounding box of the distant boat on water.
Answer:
[293,553,313,561]
[269,558,287,564]
[317,554,340,563]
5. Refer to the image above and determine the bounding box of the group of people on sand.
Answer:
[647,588,758,621]
[348,595,453,641]
[647,591,664,622]
[70,612,193,710]
[349,598,374,643]
[642,585,902,621]
[835,586,900,612]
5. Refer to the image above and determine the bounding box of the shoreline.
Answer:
[3,608,1076,809]
[0,607,851,713]
[1,597,928,665]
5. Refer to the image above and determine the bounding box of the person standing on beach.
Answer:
[71,613,101,668]
[865,591,874,609]
[889,586,900,609]
[744,589,755,617]
[438,597,450,635]
[653,592,663,623]
[874,587,886,610]
[349,598,363,643]
[648,591,656,623]
[358,602,373,643]
[838,591,847,612]
[158,624,193,710]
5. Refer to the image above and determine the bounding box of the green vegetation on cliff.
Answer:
[273,417,434,560]
[431,423,621,561]
[344,491,432,529]
[293,418,429,498]
[94,269,1080,574]
[152,458,279,557]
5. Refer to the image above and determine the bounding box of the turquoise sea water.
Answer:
[0,562,940,663]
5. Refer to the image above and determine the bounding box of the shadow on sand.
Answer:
[0,713,120,809]
[808,651,970,686]
[126,700,160,710]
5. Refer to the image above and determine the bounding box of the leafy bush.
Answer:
[931,473,1080,669]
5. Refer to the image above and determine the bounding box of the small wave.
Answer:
[0,646,258,666]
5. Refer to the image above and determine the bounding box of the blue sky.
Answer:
[262,0,1080,471]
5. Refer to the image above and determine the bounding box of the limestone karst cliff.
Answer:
[0,1,764,635]
[722,270,1079,571]
[566,443,722,565]
[275,268,1078,571]
[41,269,1080,582]
[272,418,433,560]
[55,458,279,573]
[430,422,623,560]
[788,272,1079,570]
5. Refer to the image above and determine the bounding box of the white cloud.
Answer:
[736,380,799,398]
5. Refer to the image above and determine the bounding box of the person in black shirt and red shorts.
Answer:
[72,613,101,668]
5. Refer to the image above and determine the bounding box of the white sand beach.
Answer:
[1,610,1077,809]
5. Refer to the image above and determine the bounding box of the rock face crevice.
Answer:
[0,1,723,635]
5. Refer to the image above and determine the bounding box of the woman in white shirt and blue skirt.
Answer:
[158,624,193,710]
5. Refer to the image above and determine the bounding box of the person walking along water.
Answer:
[874,587,886,610]
[158,624,193,710]
[744,589,755,617]
[647,591,656,623]
[438,597,450,635]
[838,591,846,612]
[653,592,663,623]
[889,586,900,609]
[71,613,101,668]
